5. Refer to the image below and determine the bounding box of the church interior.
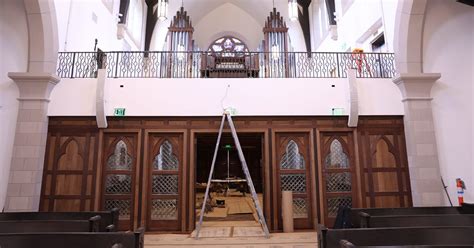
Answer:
[0,0,473,247]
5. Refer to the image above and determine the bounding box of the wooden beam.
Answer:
[297,1,312,53]
[144,5,158,51]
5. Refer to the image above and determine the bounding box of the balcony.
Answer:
[56,51,396,79]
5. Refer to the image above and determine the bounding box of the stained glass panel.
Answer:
[153,140,179,171]
[281,140,305,169]
[107,140,132,170]
[324,139,349,168]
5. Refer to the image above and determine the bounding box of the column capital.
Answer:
[8,72,60,101]
[392,73,441,101]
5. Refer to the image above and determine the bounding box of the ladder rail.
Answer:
[195,114,226,239]
[226,113,270,238]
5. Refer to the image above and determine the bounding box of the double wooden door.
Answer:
[100,130,185,231]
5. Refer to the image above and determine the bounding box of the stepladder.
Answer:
[194,111,270,239]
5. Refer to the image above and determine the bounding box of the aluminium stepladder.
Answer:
[194,111,270,239]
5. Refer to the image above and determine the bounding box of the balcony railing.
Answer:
[56,51,396,79]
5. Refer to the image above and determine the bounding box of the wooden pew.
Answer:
[0,208,119,231]
[339,239,474,248]
[0,228,144,248]
[359,213,474,228]
[350,204,474,228]
[0,215,101,233]
[317,225,474,248]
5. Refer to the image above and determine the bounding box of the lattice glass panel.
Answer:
[152,175,178,194]
[280,174,306,193]
[151,199,178,220]
[105,174,132,194]
[107,140,132,170]
[105,199,131,220]
[326,172,352,192]
[293,198,308,219]
[324,139,349,168]
[281,140,305,169]
[153,140,179,171]
[327,197,352,217]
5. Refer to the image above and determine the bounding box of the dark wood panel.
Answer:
[43,116,409,233]
[319,131,358,226]
[40,132,97,212]
[274,132,313,229]
[145,132,184,231]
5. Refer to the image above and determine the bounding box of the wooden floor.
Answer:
[145,230,318,247]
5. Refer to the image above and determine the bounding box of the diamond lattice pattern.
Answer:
[105,199,131,220]
[152,175,178,195]
[327,197,352,217]
[105,174,132,194]
[151,199,178,220]
[326,172,352,192]
[293,198,308,218]
[281,174,306,193]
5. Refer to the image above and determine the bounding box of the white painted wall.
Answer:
[423,0,474,204]
[54,0,144,52]
[0,0,28,211]
[194,3,263,50]
[48,77,403,116]
[312,0,397,52]
[150,0,306,51]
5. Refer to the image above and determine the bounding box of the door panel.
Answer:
[319,132,358,226]
[41,132,98,212]
[275,132,313,229]
[145,133,183,231]
[101,132,140,231]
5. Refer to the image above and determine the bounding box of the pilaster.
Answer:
[4,72,59,211]
[393,73,444,206]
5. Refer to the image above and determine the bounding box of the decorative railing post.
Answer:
[114,52,120,78]
[70,52,76,79]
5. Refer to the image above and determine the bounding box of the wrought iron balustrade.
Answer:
[56,51,396,79]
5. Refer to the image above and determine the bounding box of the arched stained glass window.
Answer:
[208,36,249,57]
[324,139,349,168]
[280,140,305,169]
[153,140,179,171]
[107,140,132,170]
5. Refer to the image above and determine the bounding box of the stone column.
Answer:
[4,72,59,212]
[393,73,444,206]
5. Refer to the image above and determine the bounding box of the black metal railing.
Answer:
[56,51,396,79]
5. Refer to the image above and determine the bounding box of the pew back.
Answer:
[360,214,474,228]
[350,206,474,228]
[0,209,119,231]
[318,225,474,248]
[0,228,144,248]
[339,240,474,248]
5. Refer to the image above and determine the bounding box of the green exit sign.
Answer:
[332,108,345,116]
[114,108,126,116]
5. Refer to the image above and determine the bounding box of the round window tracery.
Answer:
[208,36,249,57]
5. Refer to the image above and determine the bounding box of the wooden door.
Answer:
[41,132,98,212]
[319,132,358,226]
[145,132,184,231]
[360,131,412,208]
[101,132,141,230]
[275,132,313,229]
